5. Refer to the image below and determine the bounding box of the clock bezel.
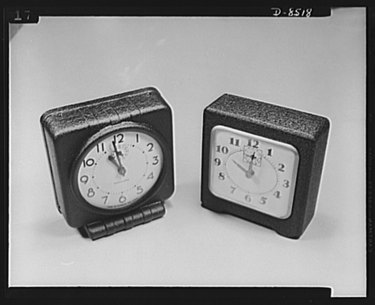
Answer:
[71,121,170,216]
[208,124,300,220]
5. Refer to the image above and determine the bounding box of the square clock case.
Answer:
[201,93,330,239]
[41,87,174,240]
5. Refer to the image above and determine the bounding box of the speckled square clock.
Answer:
[201,93,330,239]
[41,87,174,240]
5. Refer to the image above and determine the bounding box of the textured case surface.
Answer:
[201,93,330,239]
[41,87,174,228]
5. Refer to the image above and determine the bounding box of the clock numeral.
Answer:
[273,191,281,199]
[147,143,154,152]
[147,172,154,179]
[152,155,159,165]
[230,186,236,194]
[230,137,240,147]
[218,172,225,180]
[80,175,89,184]
[83,158,95,167]
[214,158,221,166]
[136,185,144,194]
[216,145,229,154]
[260,196,267,205]
[283,179,290,188]
[87,188,95,198]
[119,195,127,204]
[96,143,105,153]
[267,149,273,157]
[102,195,108,204]
[248,139,259,148]
[114,133,124,144]
[245,194,252,202]
[136,133,139,143]
[278,163,286,172]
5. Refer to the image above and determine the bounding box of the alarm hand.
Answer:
[245,161,255,178]
[245,153,257,178]
[111,141,127,176]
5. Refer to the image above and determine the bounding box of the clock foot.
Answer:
[275,228,303,240]
[80,201,166,240]
[77,226,89,238]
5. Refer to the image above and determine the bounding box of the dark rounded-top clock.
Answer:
[41,87,174,240]
[201,93,330,239]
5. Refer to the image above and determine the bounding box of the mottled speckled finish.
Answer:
[40,87,174,228]
[201,93,330,239]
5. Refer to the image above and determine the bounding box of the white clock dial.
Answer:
[76,130,163,209]
[209,125,299,219]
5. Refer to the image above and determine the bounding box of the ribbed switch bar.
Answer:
[83,201,166,240]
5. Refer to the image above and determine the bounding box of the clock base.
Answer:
[78,201,166,240]
[202,202,304,239]
[275,230,301,240]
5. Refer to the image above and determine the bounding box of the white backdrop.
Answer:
[9,8,366,297]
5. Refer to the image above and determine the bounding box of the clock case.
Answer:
[40,87,174,233]
[201,94,330,239]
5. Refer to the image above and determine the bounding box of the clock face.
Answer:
[75,129,163,210]
[209,125,299,219]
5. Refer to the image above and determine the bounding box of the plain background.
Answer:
[9,8,366,297]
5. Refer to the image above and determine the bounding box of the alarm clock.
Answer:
[201,93,330,239]
[40,87,174,240]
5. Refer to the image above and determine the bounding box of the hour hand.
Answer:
[232,160,248,173]
[108,154,126,176]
